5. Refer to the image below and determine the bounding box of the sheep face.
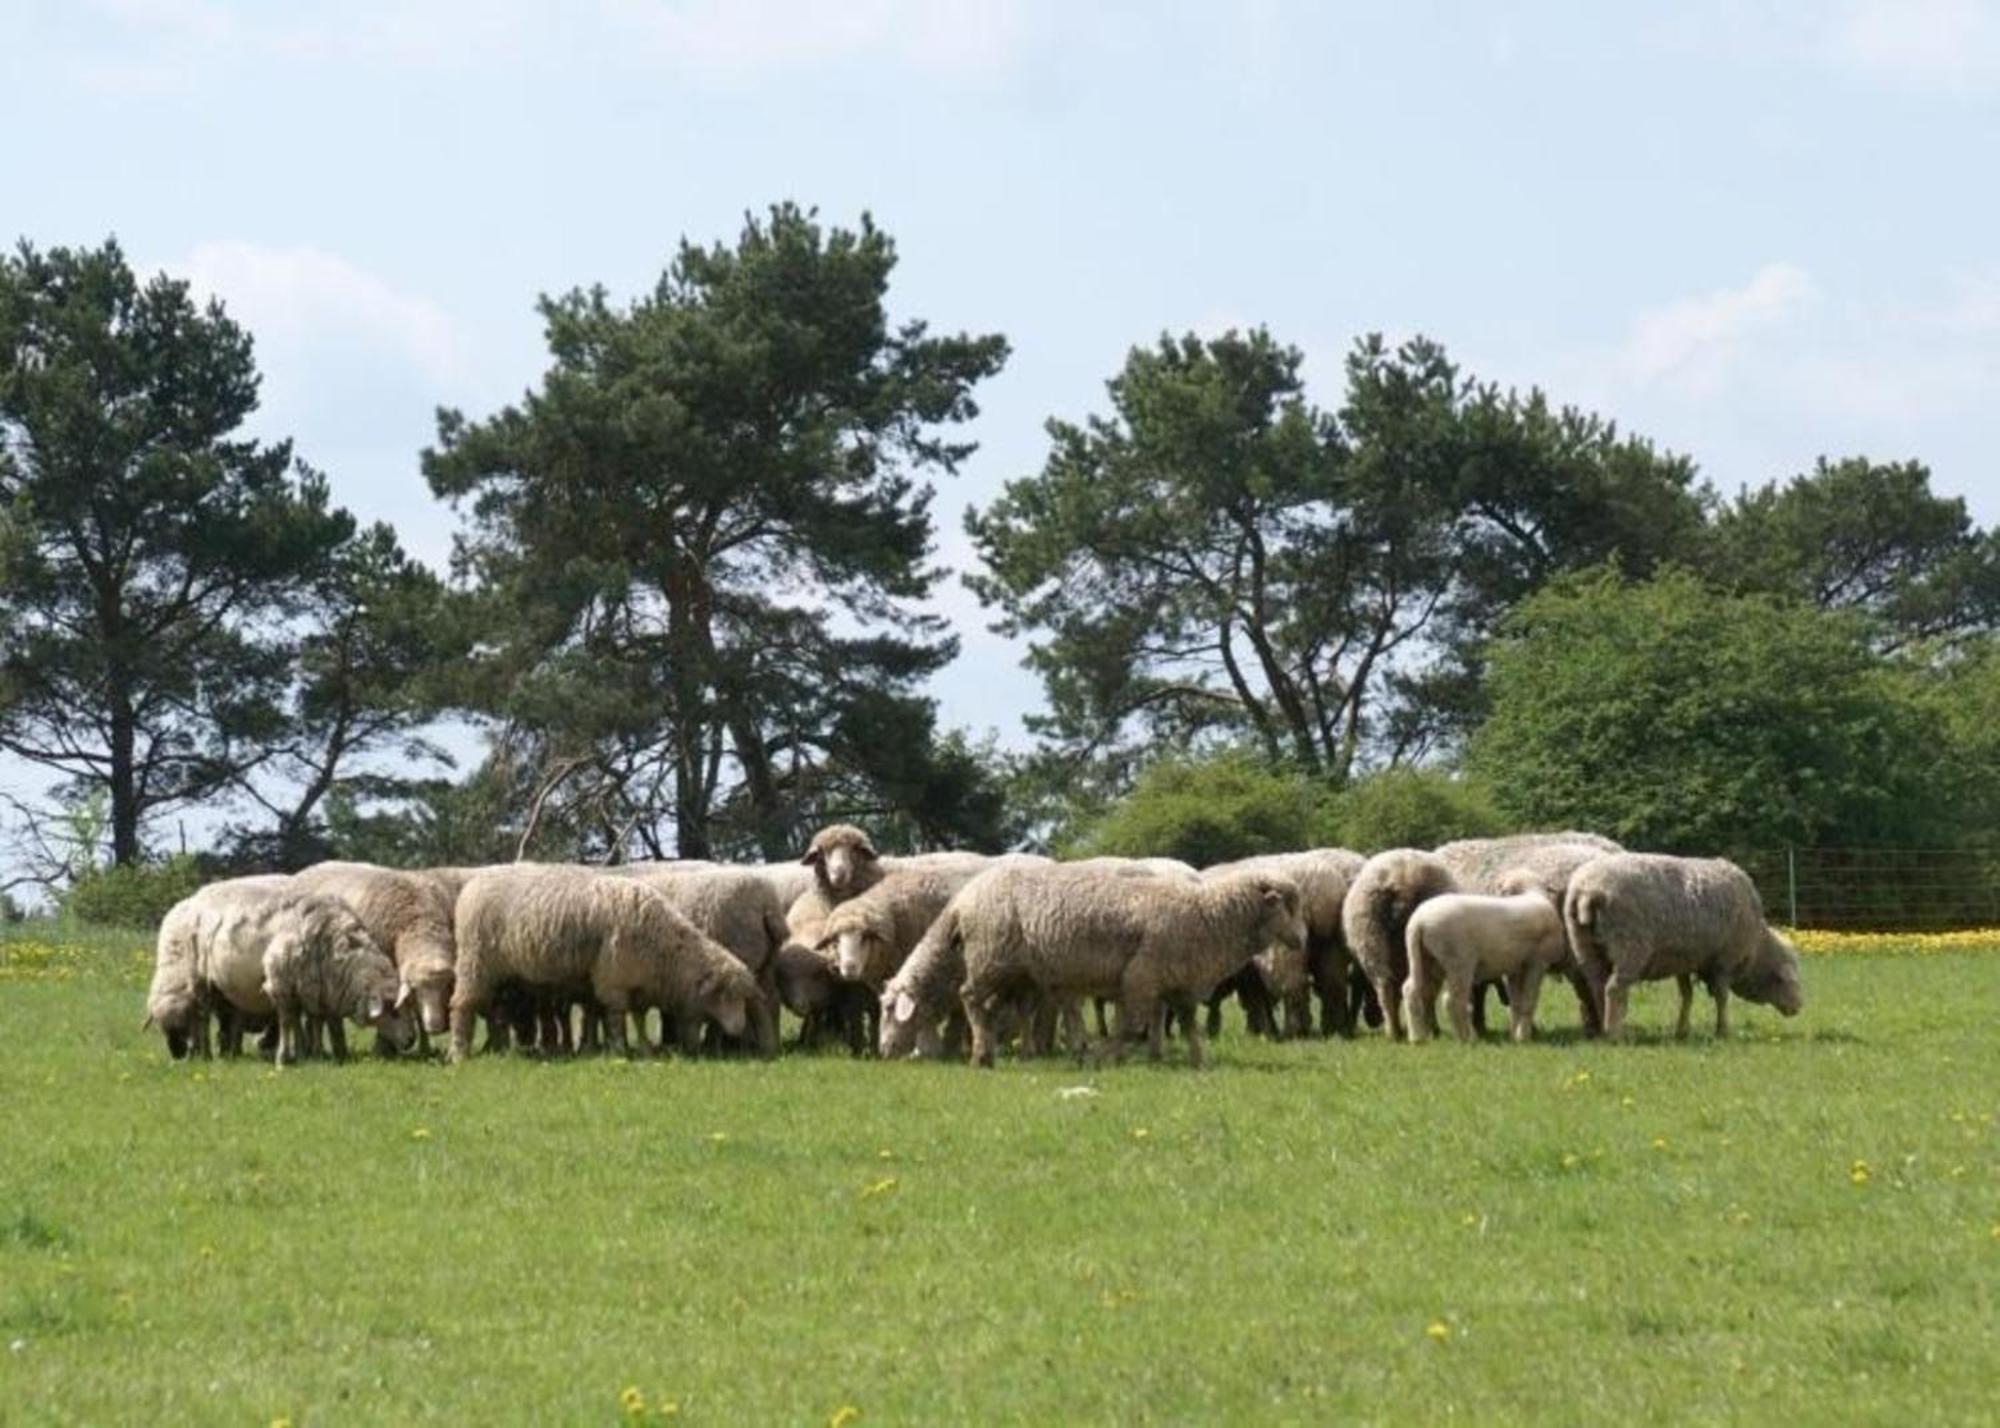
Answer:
[405,966,454,1036]
[801,824,878,898]
[1258,880,1309,957]
[148,997,198,1060]
[1734,931,1805,1017]
[878,986,922,1058]
[698,967,754,1040]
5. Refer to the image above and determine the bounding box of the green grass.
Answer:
[1,922,1996,1425]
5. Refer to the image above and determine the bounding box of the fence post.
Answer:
[1787,845,1798,928]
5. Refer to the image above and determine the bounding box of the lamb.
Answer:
[955,863,1306,1069]
[293,861,459,1042]
[1340,849,1458,1042]
[448,864,767,1062]
[1401,886,1569,1042]
[1435,833,1624,1036]
[1563,853,1804,1038]
[1201,849,1366,1038]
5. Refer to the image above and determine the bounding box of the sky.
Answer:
[4,0,1999,761]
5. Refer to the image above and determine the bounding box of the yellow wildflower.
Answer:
[410,1127,431,1141]
[620,1385,647,1415]
[1425,1319,1452,1342]
[861,1177,898,1199]
[829,1406,862,1428]
[1129,1127,1151,1141]
[1850,1160,1872,1186]
[1651,1136,1669,1151]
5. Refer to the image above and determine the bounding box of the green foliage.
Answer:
[0,891,22,924]
[0,238,352,864]
[425,205,1008,859]
[5,920,2000,1421]
[1325,766,1504,852]
[59,853,204,928]
[968,330,1703,786]
[1708,456,2000,649]
[1470,568,1958,852]
[1068,751,1329,865]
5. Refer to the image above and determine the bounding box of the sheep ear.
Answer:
[800,847,823,867]
[858,840,880,861]
[141,1013,155,1031]
[892,991,917,1023]
[814,932,838,953]
[394,983,414,1010]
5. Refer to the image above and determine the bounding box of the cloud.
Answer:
[600,0,1028,79]
[1619,262,1817,392]
[1826,0,2000,91]
[175,241,467,386]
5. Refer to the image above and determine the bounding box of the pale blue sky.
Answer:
[5,0,1999,752]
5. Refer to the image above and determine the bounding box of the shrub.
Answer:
[1323,767,1503,852]
[61,855,206,930]
[1068,751,1329,866]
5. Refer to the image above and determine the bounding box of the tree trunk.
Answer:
[108,690,140,866]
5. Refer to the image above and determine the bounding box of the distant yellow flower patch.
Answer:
[1785,928,2000,957]
[0,940,93,983]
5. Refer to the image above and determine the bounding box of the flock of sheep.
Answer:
[141,826,1805,1068]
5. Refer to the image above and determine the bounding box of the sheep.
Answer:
[1563,853,1804,1039]
[818,855,1041,990]
[145,874,292,1059]
[1401,886,1569,1042]
[954,863,1306,1069]
[799,823,887,903]
[1201,849,1367,1039]
[1340,849,1458,1042]
[606,863,787,1051]
[293,861,459,1043]
[1435,833,1624,1036]
[448,864,767,1062]
[157,878,411,1066]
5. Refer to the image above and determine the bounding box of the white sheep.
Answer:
[1340,849,1458,1043]
[1401,886,1569,1042]
[1201,849,1366,1038]
[1563,853,1805,1038]
[955,863,1305,1068]
[817,855,1038,989]
[294,861,459,1041]
[448,864,766,1061]
[607,863,788,1051]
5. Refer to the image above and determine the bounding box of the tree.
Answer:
[967,331,1702,793]
[1325,766,1502,853]
[1468,568,1955,852]
[0,238,350,864]
[424,205,1008,860]
[227,521,460,868]
[1707,456,2000,651]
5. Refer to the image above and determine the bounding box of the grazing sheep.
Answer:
[608,863,787,1051]
[449,865,767,1062]
[1340,849,1458,1042]
[799,823,886,903]
[818,856,1039,989]
[293,861,458,1041]
[145,874,292,1059]
[1435,833,1624,1037]
[158,878,411,1066]
[1563,854,1805,1038]
[1402,888,1569,1042]
[1202,849,1366,1038]
[955,864,1306,1069]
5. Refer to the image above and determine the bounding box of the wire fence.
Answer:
[1736,847,2000,931]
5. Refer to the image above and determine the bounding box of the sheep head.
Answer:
[878,984,922,1058]
[800,823,879,898]
[1734,929,1804,1017]
[696,962,757,1040]
[818,899,893,986]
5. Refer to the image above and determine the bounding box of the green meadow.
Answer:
[1,923,1995,1425]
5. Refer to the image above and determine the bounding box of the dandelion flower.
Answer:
[1130,1127,1151,1141]
[1849,1160,1872,1186]
[1651,1136,1669,1151]
[658,1402,680,1419]
[829,1405,862,1428]
[620,1386,647,1415]
[410,1127,431,1141]
[1425,1319,1452,1343]
[708,1132,729,1144]
[1560,1153,1580,1170]
[877,1149,894,1161]
[861,1177,898,1199]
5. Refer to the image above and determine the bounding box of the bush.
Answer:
[1323,767,1503,852]
[62,855,207,930]
[1068,751,1330,866]
[0,891,23,924]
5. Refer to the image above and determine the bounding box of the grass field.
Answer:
[1,923,1996,1425]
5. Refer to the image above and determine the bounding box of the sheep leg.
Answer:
[1373,971,1405,1043]
[963,993,1000,1069]
[1173,993,1207,1068]
[1602,970,1632,1038]
[325,1018,350,1063]
[1706,970,1732,1039]
[276,1001,302,1067]
[1470,981,1490,1036]
[1204,988,1225,1040]
[1444,971,1477,1043]
[1509,966,1545,1043]
[602,1000,632,1056]
[448,978,485,1063]
[1565,963,1604,1038]
[1671,975,1696,1039]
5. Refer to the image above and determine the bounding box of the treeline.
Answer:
[3,208,1997,912]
